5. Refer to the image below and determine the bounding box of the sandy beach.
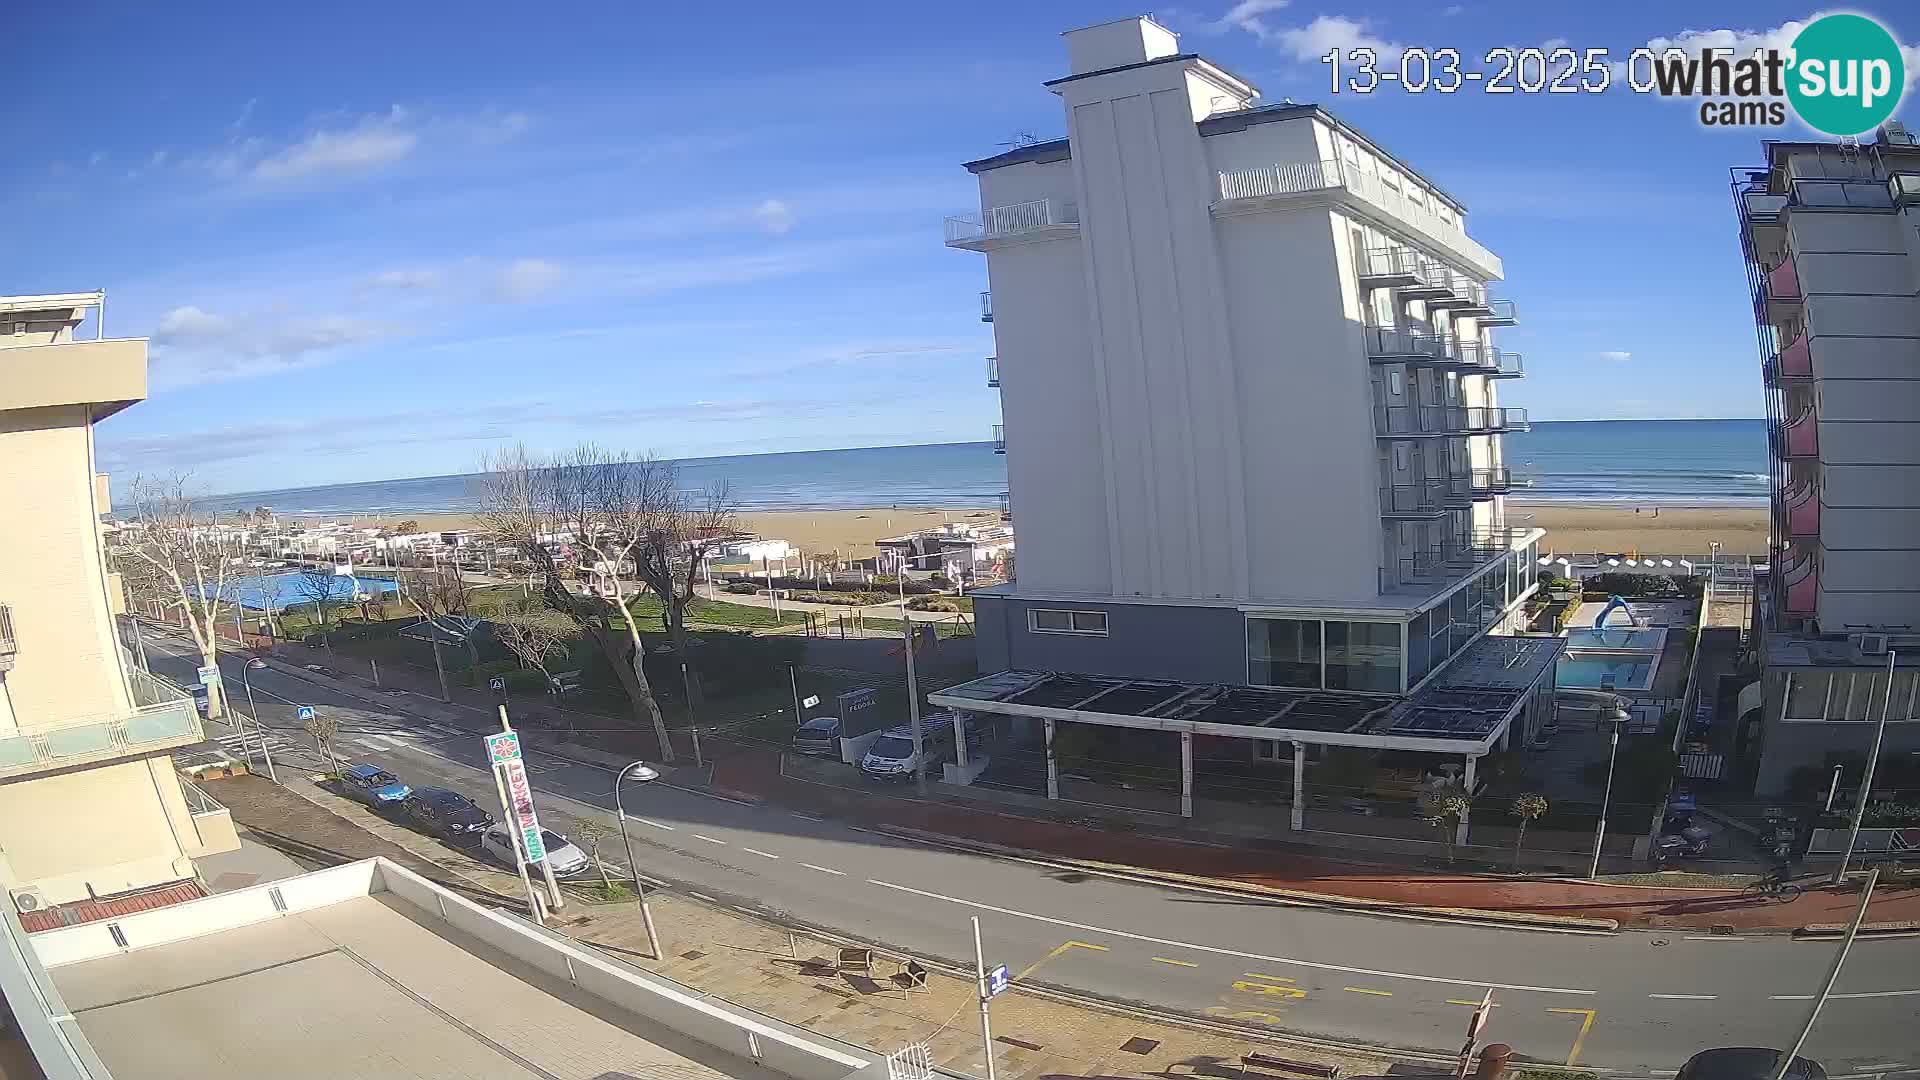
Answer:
[306,502,1767,561]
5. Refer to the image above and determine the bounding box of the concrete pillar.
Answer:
[955,711,971,775]
[1290,741,1306,831]
[1044,717,1059,801]
[1456,755,1477,848]
[1179,732,1193,818]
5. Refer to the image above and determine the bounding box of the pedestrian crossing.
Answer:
[197,718,469,766]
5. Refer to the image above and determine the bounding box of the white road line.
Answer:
[688,892,717,903]
[1770,989,1920,1000]
[801,864,846,876]
[692,834,727,845]
[636,819,676,831]
[1648,993,1718,1000]
[1682,936,1748,942]
[1860,1064,1906,1072]
[865,878,1596,996]
[740,848,780,860]
[792,813,825,823]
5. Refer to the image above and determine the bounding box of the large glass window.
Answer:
[1326,621,1403,693]
[1249,619,1321,689]
[1408,610,1431,686]
[1783,672,1830,719]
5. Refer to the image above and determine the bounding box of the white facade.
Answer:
[949,18,1541,694]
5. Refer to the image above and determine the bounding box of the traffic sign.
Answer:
[802,694,821,709]
[485,731,522,763]
[297,705,316,723]
[983,964,1010,999]
[489,677,507,693]
[198,665,222,688]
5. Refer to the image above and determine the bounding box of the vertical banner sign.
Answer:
[484,732,546,863]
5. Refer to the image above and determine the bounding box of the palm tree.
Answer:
[1510,793,1549,872]
[1419,780,1472,864]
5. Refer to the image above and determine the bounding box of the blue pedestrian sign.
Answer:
[297,705,316,723]
[983,964,1010,999]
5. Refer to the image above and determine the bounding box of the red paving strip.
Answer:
[710,747,1920,931]
[19,880,205,933]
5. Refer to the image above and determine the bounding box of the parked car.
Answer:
[1676,1049,1825,1080]
[479,825,592,877]
[339,764,412,808]
[191,685,211,719]
[403,787,495,840]
[790,716,842,757]
[860,724,956,782]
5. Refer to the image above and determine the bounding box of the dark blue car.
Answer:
[340,764,412,808]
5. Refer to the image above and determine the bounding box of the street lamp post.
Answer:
[614,760,663,958]
[240,658,280,783]
[1833,650,1898,885]
[1587,703,1630,880]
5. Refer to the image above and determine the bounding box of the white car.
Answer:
[479,824,593,878]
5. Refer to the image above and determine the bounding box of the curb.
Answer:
[1795,920,1920,939]
[873,825,1621,934]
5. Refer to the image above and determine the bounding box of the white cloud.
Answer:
[359,268,443,291]
[150,304,387,387]
[1440,4,1464,15]
[252,108,418,180]
[1597,350,1633,362]
[1211,0,1290,37]
[1632,12,1920,91]
[752,198,795,235]
[498,258,565,301]
[1543,37,1569,50]
[1272,15,1404,63]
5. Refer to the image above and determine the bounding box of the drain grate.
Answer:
[1119,1037,1160,1055]
[680,950,707,961]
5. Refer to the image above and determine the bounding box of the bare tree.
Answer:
[473,444,674,761]
[495,603,572,694]
[304,712,342,775]
[1419,780,1472,865]
[1510,792,1549,872]
[394,564,470,703]
[294,566,340,647]
[629,467,737,704]
[116,475,237,717]
[567,817,618,894]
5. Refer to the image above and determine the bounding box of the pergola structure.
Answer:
[928,634,1563,842]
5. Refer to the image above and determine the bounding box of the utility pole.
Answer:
[972,916,998,1080]
[1771,868,1879,1080]
[1833,650,1897,885]
[898,569,925,794]
[789,662,803,724]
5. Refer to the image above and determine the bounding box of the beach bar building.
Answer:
[1734,129,1920,795]
[933,17,1554,839]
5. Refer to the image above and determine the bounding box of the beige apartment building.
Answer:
[0,291,234,922]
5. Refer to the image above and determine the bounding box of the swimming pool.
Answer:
[202,572,399,612]
[1557,655,1656,691]
[1563,628,1667,651]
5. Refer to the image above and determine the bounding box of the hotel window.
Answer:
[1325,620,1403,693]
[1028,608,1108,636]
[1248,618,1321,689]
[1783,673,1831,720]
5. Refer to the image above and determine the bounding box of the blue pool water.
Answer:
[1557,656,1655,691]
[1563,628,1667,651]
[204,572,398,612]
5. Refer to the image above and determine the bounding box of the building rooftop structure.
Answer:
[8,857,874,1080]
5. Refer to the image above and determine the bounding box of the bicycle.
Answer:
[1742,875,1805,903]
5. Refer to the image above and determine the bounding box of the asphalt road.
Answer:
[134,623,1920,1073]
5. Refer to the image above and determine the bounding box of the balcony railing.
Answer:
[1374,404,1461,437]
[991,424,1006,454]
[1781,406,1819,458]
[1427,275,1486,312]
[997,492,1011,521]
[1380,483,1449,518]
[1365,327,1453,362]
[0,603,13,673]
[1783,547,1818,616]
[0,698,202,781]
[1454,343,1524,378]
[945,199,1080,248]
[1775,330,1812,380]
[1358,246,1423,287]
[1892,172,1920,206]
[1786,483,1820,538]
[986,356,999,388]
[980,291,993,323]
[1741,190,1788,226]
[1469,467,1517,497]
[1478,299,1518,326]
[1215,159,1500,276]
[1466,406,1528,433]
[1765,257,1802,302]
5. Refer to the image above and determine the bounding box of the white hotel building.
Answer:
[947,18,1544,703]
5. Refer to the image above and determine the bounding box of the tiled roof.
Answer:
[19,880,204,933]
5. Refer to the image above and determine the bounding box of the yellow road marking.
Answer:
[1548,1008,1597,1066]
[1014,940,1108,982]
[1446,1000,1482,1007]
[1152,957,1200,968]
[1343,987,1393,997]
[1205,1006,1289,1025]
[1234,978,1307,999]
[1241,973,1296,983]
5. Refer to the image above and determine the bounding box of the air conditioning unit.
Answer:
[1855,633,1890,656]
[1881,121,1917,146]
[10,886,46,914]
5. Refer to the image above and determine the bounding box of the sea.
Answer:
[194,419,1770,517]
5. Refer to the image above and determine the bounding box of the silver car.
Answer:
[479,825,593,878]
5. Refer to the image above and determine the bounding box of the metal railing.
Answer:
[1216,158,1500,273]
[986,356,999,387]
[1463,406,1528,432]
[1480,298,1518,324]
[0,603,13,670]
[944,198,1079,245]
[179,775,225,815]
[991,424,1006,452]
[979,291,993,322]
[130,666,189,707]
[1380,483,1448,516]
[1455,343,1523,377]
[1365,327,1452,359]
[0,698,202,779]
[1469,467,1515,495]
[1359,246,1421,279]
[1374,404,1459,436]
[996,492,1011,521]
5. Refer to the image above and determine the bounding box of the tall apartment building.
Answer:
[948,17,1544,698]
[0,291,235,922]
[1735,131,1920,794]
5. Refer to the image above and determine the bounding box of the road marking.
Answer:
[1343,987,1393,997]
[1548,1008,1597,1066]
[1242,973,1295,983]
[688,892,717,903]
[1860,1065,1905,1072]
[1234,978,1307,999]
[1446,999,1488,1007]
[733,905,758,915]
[801,864,846,876]
[865,878,1597,996]
[741,847,780,860]
[692,834,727,845]
[636,819,675,831]
[1015,940,1108,982]
[1648,994,1718,1000]
[1152,957,1199,968]
[792,813,826,822]
[1770,988,1920,1000]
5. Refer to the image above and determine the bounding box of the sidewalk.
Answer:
[702,746,1920,933]
[206,772,1419,1080]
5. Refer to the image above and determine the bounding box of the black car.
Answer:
[403,787,495,840]
[1676,1050,1826,1080]
[790,716,842,757]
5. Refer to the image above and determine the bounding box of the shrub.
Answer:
[907,595,973,612]
[723,581,762,595]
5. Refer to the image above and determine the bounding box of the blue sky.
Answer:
[9,2,1916,496]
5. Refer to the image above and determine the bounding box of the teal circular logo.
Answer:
[1786,14,1905,137]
